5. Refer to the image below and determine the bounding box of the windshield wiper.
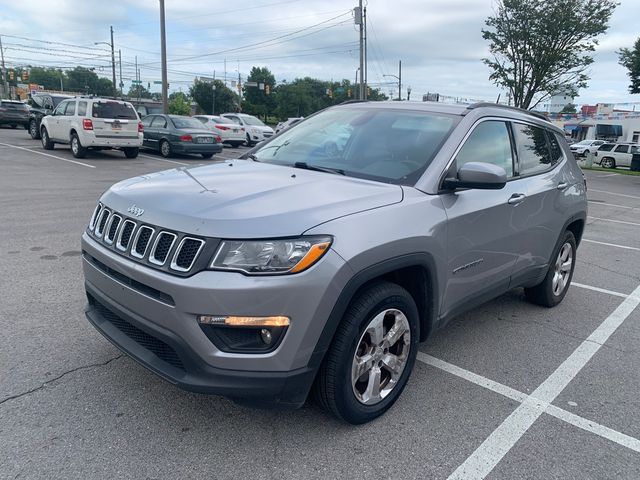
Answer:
[293,162,345,175]
[246,153,260,162]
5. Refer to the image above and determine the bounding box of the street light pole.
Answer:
[383,60,402,101]
[0,35,8,99]
[118,49,123,94]
[159,0,169,114]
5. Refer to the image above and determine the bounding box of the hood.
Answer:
[250,125,274,133]
[101,160,403,238]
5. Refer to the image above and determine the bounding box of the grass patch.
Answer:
[581,166,640,177]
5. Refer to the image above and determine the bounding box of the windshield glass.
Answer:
[92,101,138,119]
[171,116,207,129]
[242,115,266,126]
[252,107,459,185]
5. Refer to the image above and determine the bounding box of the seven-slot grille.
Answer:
[87,203,208,275]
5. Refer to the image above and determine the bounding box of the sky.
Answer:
[0,0,638,109]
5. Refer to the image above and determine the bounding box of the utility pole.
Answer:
[212,70,216,115]
[0,35,8,99]
[159,0,169,114]
[363,6,367,100]
[355,69,359,99]
[355,1,364,100]
[110,26,117,94]
[118,49,123,95]
[398,60,402,101]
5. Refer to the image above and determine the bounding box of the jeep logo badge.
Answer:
[127,205,144,217]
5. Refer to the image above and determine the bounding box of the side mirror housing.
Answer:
[443,162,507,190]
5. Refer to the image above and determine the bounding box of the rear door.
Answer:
[141,115,156,148]
[90,100,139,143]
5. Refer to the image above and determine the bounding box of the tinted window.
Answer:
[225,116,240,124]
[171,117,206,129]
[614,145,629,153]
[51,96,68,107]
[598,144,615,152]
[64,101,76,116]
[547,131,563,164]
[77,101,87,116]
[513,123,552,176]
[91,101,137,119]
[150,116,167,128]
[142,116,154,127]
[242,115,266,126]
[455,121,514,177]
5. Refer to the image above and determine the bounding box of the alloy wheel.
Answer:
[552,242,573,296]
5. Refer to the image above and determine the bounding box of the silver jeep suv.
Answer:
[82,102,587,424]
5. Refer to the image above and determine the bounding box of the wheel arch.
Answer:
[307,253,439,370]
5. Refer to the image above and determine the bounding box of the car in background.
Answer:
[26,92,73,139]
[0,100,30,130]
[594,142,640,168]
[569,139,605,157]
[193,115,245,148]
[275,117,303,134]
[40,97,143,159]
[141,114,222,158]
[221,113,274,146]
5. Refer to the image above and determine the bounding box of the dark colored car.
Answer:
[141,114,223,158]
[26,93,73,139]
[0,100,30,129]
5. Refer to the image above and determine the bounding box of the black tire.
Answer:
[600,157,615,169]
[201,153,214,159]
[525,231,577,307]
[41,127,54,150]
[123,147,139,159]
[231,142,240,148]
[10,124,17,129]
[160,139,172,158]
[245,133,254,147]
[70,133,88,158]
[29,119,40,139]
[313,281,419,424]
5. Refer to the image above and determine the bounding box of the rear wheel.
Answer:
[29,119,40,139]
[160,139,172,158]
[314,282,419,424]
[525,231,576,307]
[230,142,240,148]
[600,157,615,168]
[201,153,214,159]
[10,124,17,129]
[41,127,54,150]
[123,147,139,159]
[70,133,87,158]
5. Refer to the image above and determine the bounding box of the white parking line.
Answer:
[0,142,96,168]
[588,200,636,210]
[570,282,628,298]
[446,283,640,479]
[138,153,188,166]
[589,189,640,201]
[417,353,640,455]
[588,216,640,227]
[582,239,640,252]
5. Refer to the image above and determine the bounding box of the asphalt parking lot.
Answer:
[1,126,639,479]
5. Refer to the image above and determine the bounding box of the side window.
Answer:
[77,101,87,116]
[614,145,629,153]
[547,131,563,164]
[513,123,552,176]
[455,121,514,177]
[142,116,154,127]
[150,116,167,128]
[64,101,76,116]
[52,101,67,116]
[599,144,614,152]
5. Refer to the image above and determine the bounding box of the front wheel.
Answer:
[525,231,576,307]
[10,124,17,129]
[314,281,419,424]
[245,133,254,147]
[41,127,54,150]
[123,147,139,159]
[30,119,40,139]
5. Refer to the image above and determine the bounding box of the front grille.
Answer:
[89,295,184,370]
[87,203,213,276]
[172,238,204,272]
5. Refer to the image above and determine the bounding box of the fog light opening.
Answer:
[260,328,272,345]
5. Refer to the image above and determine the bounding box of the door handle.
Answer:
[507,193,526,205]
[557,182,569,190]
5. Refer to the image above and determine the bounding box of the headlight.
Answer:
[211,236,332,274]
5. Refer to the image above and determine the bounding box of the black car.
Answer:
[0,100,30,129]
[26,92,73,139]
[141,114,223,158]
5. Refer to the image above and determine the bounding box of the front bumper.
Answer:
[81,232,349,406]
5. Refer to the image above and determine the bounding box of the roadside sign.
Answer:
[244,81,258,87]
[153,81,163,84]
[131,80,142,84]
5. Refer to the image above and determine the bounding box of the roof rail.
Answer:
[466,102,549,121]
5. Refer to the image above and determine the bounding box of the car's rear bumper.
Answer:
[85,133,144,148]
[0,116,29,125]
[172,143,223,154]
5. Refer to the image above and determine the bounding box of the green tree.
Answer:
[28,67,65,90]
[482,0,617,109]
[559,103,577,114]
[66,67,114,95]
[242,66,276,119]
[618,37,640,94]
[190,79,237,114]
[169,92,191,115]
[128,84,153,99]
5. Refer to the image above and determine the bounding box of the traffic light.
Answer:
[328,89,333,98]
[347,88,352,98]
[265,84,270,95]
[22,70,29,81]
[367,86,371,96]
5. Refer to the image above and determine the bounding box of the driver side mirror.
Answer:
[443,162,507,190]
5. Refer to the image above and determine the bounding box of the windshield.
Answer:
[92,101,138,119]
[242,116,266,126]
[252,107,459,185]
[171,116,207,129]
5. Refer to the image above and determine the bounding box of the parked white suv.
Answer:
[569,139,605,156]
[40,97,143,159]
[221,113,274,146]
[595,142,640,168]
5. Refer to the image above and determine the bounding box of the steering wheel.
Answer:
[323,141,340,158]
